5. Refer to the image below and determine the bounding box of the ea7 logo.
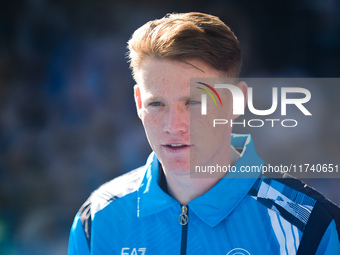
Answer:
[121,247,146,255]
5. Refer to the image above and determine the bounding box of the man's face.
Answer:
[134,57,246,176]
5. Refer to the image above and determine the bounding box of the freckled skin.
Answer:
[134,58,247,203]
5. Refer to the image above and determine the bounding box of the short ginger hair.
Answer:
[127,12,242,81]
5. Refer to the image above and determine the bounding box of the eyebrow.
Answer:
[144,95,198,102]
[144,95,162,101]
[179,96,192,101]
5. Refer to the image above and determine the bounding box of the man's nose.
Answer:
[163,105,189,134]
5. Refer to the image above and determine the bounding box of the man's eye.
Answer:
[149,102,163,107]
[187,100,200,105]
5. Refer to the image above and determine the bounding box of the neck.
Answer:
[163,146,240,205]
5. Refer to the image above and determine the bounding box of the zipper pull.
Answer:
[178,205,189,225]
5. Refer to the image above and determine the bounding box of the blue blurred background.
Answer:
[0,0,339,254]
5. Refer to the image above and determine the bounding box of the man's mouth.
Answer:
[163,144,190,150]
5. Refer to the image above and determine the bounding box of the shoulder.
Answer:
[250,173,340,229]
[250,173,340,253]
[276,174,340,231]
[77,165,147,247]
[91,165,146,210]
[82,165,147,214]
[276,174,340,253]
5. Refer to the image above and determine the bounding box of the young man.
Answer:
[68,12,340,254]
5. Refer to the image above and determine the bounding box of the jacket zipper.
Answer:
[179,205,189,255]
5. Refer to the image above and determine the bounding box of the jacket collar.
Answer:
[137,152,178,218]
[137,134,264,227]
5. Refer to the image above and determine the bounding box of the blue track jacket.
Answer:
[68,134,340,255]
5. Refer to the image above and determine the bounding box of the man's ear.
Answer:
[134,84,142,119]
[231,81,248,119]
